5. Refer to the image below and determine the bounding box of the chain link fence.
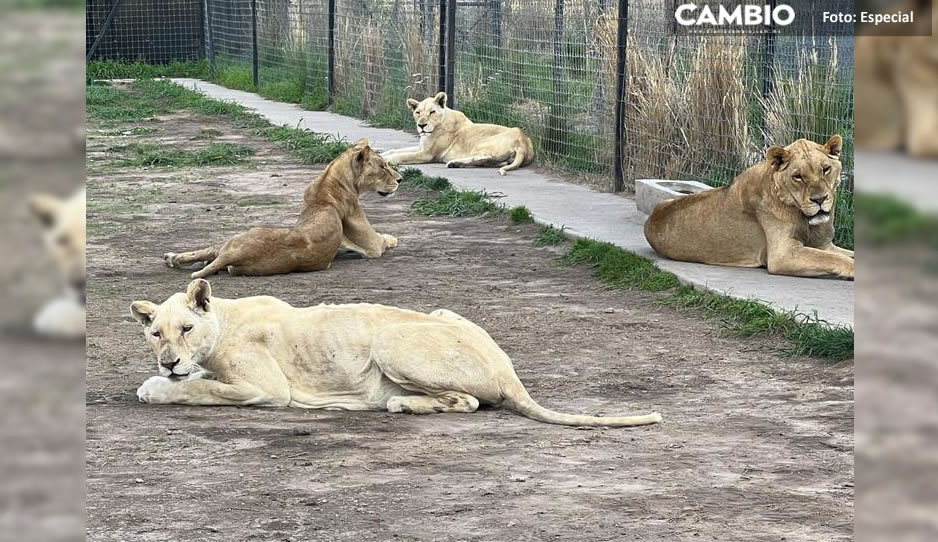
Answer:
[87,0,854,192]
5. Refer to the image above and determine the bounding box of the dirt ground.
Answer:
[85,107,853,541]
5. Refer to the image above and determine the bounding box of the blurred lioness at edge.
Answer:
[0,2,86,542]
[855,1,938,541]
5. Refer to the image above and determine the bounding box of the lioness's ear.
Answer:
[823,135,843,158]
[434,92,447,108]
[353,138,370,150]
[185,279,212,312]
[29,194,62,229]
[766,146,792,170]
[407,98,419,110]
[130,301,158,326]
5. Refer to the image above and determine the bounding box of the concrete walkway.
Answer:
[171,78,854,328]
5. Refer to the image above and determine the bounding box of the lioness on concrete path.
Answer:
[131,279,662,427]
[163,139,401,278]
[644,135,854,280]
[381,92,534,176]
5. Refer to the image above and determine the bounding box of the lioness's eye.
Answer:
[793,174,804,182]
[822,166,831,175]
[151,331,161,338]
[182,324,193,333]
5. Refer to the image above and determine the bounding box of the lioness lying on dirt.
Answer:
[164,139,401,278]
[29,188,86,338]
[381,92,534,176]
[644,135,854,280]
[131,279,661,427]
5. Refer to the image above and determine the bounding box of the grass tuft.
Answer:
[510,206,534,224]
[561,239,679,292]
[110,142,255,168]
[412,189,503,217]
[255,126,348,164]
[400,168,452,191]
[534,225,566,246]
[86,60,210,82]
[561,238,853,361]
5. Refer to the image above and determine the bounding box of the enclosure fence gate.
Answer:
[87,0,855,193]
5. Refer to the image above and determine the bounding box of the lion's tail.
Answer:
[498,132,535,176]
[501,376,662,427]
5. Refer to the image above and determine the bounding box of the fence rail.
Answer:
[87,0,855,192]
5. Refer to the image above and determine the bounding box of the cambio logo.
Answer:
[675,3,796,27]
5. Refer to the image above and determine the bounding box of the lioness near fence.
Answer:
[132,279,662,427]
[163,139,401,278]
[381,92,535,176]
[644,135,854,280]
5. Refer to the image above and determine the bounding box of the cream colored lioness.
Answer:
[644,135,854,280]
[164,139,401,278]
[131,279,661,427]
[381,92,534,176]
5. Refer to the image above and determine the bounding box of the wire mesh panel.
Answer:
[87,0,203,63]
[622,1,854,189]
[454,0,619,175]
[206,0,254,76]
[255,0,330,106]
[333,0,440,129]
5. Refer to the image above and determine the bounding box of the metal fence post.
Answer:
[437,0,447,93]
[761,0,776,143]
[251,0,259,88]
[328,0,336,104]
[613,0,628,192]
[86,0,125,62]
[445,0,456,105]
[203,0,215,76]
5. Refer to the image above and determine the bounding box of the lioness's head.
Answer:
[30,188,86,301]
[766,135,843,226]
[350,138,402,198]
[131,279,221,378]
[406,92,448,136]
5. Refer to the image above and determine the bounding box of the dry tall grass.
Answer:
[361,19,387,116]
[761,38,852,166]
[606,35,751,185]
[398,14,437,98]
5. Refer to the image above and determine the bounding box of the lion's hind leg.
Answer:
[446,150,514,169]
[387,392,479,414]
[164,246,218,269]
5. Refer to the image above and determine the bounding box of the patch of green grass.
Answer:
[412,188,503,217]
[86,83,166,123]
[214,65,256,92]
[115,80,347,165]
[534,225,566,246]
[237,199,283,207]
[110,142,255,168]
[86,60,210,82]
[561,239,680,292]
[400,168,452,191]
[560,237,853,360]
[255,125,348,164]
[130,79,261,124]
[510,206,534,224]
[661,285,853,360]
[834,189,854,250]
[856,193,938,245]
[192,129,223,140]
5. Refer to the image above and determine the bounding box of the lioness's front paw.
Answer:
[163,252,177,268]
[446,160,461,168]
[382,234,399,249]
[137,376,174,404]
